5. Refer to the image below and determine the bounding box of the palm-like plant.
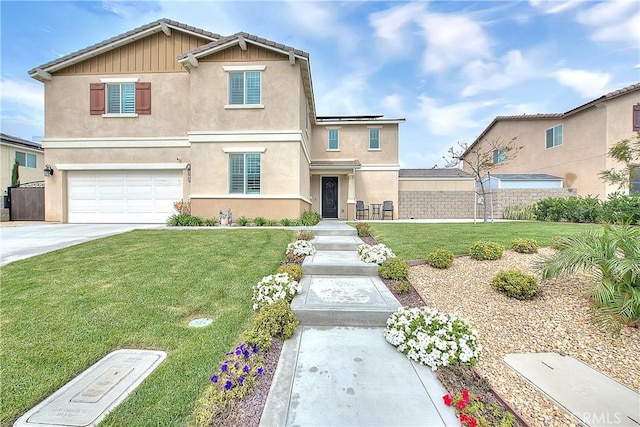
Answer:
[539,225,640,330]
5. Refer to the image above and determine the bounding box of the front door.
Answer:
[321,177,338,218]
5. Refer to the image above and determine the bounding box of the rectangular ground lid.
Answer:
[504,352,639,426]
[14,349,167,427]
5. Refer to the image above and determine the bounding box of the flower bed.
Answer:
[251,273,301,311]
[358,243,395,264]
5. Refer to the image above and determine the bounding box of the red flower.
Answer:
[456,400,467,411]
[459,414,478,427]
[442,394,453,406]
[461,389,470,403]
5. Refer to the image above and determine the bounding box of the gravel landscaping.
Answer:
[410,248,640,427]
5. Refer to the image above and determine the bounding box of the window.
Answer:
[229,153,261,194]
[328,129,339,150]
[15,151,37,168]
[90,81,151,115]
[631,165,640,195]
[633,104,640,132]
[545,124,563,148]
[369,128,380,149]
[106,83,135,114]
[492,149,506,164]
[229,71,261,105]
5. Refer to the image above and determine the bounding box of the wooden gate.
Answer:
[8,185,45,221]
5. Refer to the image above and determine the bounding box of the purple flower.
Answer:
[211,375,218,383]
[234,361,239,369]
[235,348,242,356]
[224,380,233,390]
[252,344,259,354]
[243,349,251,358]
[220,363,228,372]
[238,375,245,386]
[243,364,250,374]
[257,367,264,375]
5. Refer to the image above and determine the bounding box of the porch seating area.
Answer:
[355,200,394,220]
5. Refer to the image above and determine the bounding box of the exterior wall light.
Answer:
[44,164,54,176]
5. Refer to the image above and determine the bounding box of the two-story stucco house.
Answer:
[29,19,403,223]
[463,83,640,198]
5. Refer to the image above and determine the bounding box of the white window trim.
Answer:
[545,124,563,149]
[224,104,264,110]
[229,152,262,195]
[222,65,266,72]
[368,127,381,151]
[224,65,266,108]
[102,113,139,118]
[327,128,340,151]
[100,77,139,83]
[222,147,267,153]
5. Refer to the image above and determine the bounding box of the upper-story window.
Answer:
[224,65,265,108]
[15,151,37,168]
[106,83,135,114]
[545,124,563,148]
[633,104,640,132]
[90,78,151,116]
[369,128,380,150]
[492,149,506,164]
[229,153,261,194]
[328,129,339,150]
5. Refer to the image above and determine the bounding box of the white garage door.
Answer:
[68,170,183,223]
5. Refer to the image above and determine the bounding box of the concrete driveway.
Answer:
[0,223,164,266]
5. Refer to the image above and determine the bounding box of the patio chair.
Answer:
[382,200,394,220]
[356,200,370,220]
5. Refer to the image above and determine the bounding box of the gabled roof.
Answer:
[28,18,219,79]
[465,82,640,158]
[490,173,562,181]
[399,168,473,179]
[178,31,317,122]
[1,133,43,151]
[316,115,406,125]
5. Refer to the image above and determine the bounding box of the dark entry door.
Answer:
[321,177,338,218]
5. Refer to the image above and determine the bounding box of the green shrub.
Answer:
[533,197,567,222]
[249,299,298,341]
[491,269,539,300]
[296,230,314,241]
[299,210,321,226]
[378,258,409,280]
[278,263,304,281]
[253,216,267,227]
[510,238,539,254]
[426,248,454,269]
[502,204,536,221]
[166,214,204,226]
[203,218,217,227]
[280,218,294,226]
[265,219,278,226]
[599,193,640,224]
[469,241,504,260]
[394,279,412,294]
[236,216,249,226]
[355,222,372,237]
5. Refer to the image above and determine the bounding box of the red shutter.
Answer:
[89,83,105,115]
[633,104,640,132]
[136,82,151,114]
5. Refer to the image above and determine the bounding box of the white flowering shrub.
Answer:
[285,240,316,258]
[384,306,481,371]
[251,273,301,310]
[358,243,396,264]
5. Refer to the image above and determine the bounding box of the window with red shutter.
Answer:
[633,104,640,132]
[90,83,105,115]
[136,82,151,114]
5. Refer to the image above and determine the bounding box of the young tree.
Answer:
[444,137,521,222]
[11,160,20,187]
[598,134,640,193]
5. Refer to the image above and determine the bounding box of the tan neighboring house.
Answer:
[29,19,403,223]
[463,83,640,198]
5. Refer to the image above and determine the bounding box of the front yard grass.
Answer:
[361,222,602,259]
[0,229,293,426]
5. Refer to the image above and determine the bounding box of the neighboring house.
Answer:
[1,133,45,191]
[463,83,640,198]
[481,174,564,190]
[29,19,403,223]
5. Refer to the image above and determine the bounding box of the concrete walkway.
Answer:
[260,221,457,426]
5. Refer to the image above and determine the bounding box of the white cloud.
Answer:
[528,0,584,15]
[316,70,371,115]
[369,2,425,55]
[1,78,44,112]
[576,1,640,45]
[461,49,540,97]
[553,68,611,97]
[416,12,492,73]
[381,94,406,118]
[416,96,486,136]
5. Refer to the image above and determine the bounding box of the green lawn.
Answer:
[0,229,293,426]
[359,221,602,260]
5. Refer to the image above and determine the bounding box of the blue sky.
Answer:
[1,0,639,168]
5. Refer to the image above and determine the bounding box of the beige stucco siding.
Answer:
[188,61,303,131]
[191,198,309,221]
[311,124,399,165]
[44,73,191,138]
[356,170,399,218]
